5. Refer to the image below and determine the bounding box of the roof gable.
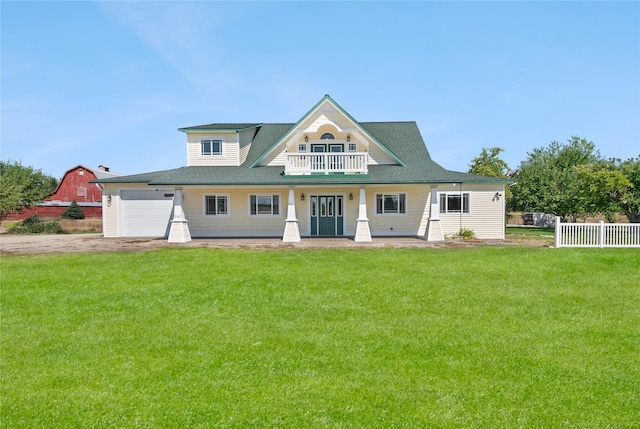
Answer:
[94,96,511,186]
[94,121,510,186]
[249,95,405,167]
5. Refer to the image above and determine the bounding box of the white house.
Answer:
[94,95,508,242]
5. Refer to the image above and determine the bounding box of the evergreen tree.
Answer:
[62,200,85,219]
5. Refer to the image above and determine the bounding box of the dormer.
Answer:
[251,95,404,175]
[178,123,261,167]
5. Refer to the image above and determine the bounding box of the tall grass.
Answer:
[2,247,639,428]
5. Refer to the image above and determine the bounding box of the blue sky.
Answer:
[2,1,639,180]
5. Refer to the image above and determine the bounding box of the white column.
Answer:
[168,188,192,243]
[282,188,301,242]
[425,186,444,241]
[354,187,372,242]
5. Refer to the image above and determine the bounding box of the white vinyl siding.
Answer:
[437,185,505,239]
[180,188,286,237]
[101,184,119,237]
[367,186,428,236]
[263,149,286,166]
[104,184,505,239]
[238,129,254,164]
[186,132,240,166]
[366,143,396,165]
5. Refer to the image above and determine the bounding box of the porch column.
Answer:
[425,186,444,241]
[354,187,372,242]
[168,188,192,243]
[282,187,301,242]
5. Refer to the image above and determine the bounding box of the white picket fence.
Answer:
[555,216,640,248]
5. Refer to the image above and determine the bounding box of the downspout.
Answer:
[460,182,463,233]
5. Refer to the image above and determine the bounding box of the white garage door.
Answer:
[120,190,174,237]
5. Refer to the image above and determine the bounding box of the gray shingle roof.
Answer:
[95,122,509,186]
[177,123,261,132]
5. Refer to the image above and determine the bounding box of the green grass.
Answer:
[2,247,639,428]
[506,226,556,244]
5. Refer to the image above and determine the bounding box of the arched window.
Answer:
[320,133,335,140]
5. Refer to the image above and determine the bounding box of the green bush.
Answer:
[445,228,476,240]
[62,200,85,219]
[7,215,64,234]
[457,227,476,239]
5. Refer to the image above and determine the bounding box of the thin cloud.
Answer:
[99,1,241,97]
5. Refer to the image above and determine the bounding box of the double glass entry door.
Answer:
[310,195,344,236]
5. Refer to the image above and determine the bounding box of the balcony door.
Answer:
[311,144,344,153]
[311,144,344,173]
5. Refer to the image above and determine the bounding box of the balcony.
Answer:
[285,152,368,175]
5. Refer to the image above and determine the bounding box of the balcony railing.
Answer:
[285,153,368,175]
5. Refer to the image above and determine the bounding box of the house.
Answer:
[94,95,509,242]
[6,164,120,220]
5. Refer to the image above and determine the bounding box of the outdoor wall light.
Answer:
[349,193,353,200]
[107,195,112,207]
[346,135,351,142]
[494,192,502,201]
[304,135,308,142]
[301,193,305,201]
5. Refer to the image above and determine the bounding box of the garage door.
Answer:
[120,190,174,237]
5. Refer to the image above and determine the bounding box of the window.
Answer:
[320,132,335,140]
[204,195,228,216]
[250,194,280,216]
[439,192,470,214]
[298,143,307,152]
[376,193,406,215]
[201,138,222,156]
[348,143,357,152]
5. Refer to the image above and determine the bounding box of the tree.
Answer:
[468,147,510,178]
[0,160,57,222]
[617,156,640,222]
[508,136,602,221]
[62,200,85,219]
[573,161,632,221]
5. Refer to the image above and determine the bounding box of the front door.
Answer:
[310,195,344,236]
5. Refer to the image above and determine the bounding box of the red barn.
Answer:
[5,165,120,220]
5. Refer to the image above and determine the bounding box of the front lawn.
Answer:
[2,247,639,428]
[506,226,556,245]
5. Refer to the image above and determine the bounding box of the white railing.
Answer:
[555,216,640,248]
[285,153,368,175]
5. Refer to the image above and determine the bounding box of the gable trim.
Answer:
[249,95,406,168]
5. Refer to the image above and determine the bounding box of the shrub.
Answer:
[457,228,476,239]
[7,215,64,234]
[62,200,85,219]
[446,228,476,240]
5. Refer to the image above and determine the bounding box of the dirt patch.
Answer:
[58,218,102,232]
[1,218,102,234]
[0,233,550,256]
